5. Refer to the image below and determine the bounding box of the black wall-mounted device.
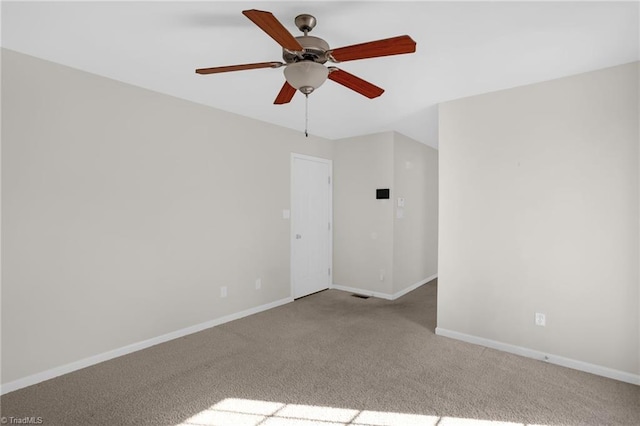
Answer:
[376,189,390,199]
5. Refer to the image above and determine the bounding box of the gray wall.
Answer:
[393,133,438,294]
[333,131,438,297]
[333,132,395,295]
[1,49,333,384]
[438,62,639,376]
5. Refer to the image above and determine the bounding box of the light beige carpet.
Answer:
[1,280,639,425]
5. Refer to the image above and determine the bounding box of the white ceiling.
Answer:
[2,1,639,148]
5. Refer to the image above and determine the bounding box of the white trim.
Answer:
[290,153,333,299]
[1,297,293,395]
[331,284,394,300]
[290,153,331,163]
[331,275,437,301]
[435,327,640,386]
[392,274,438,299]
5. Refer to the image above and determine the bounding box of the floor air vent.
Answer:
[351,294,370,299]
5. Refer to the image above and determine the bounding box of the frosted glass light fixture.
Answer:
[284,61,329,95]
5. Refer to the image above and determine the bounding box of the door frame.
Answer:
[290,153,333,299]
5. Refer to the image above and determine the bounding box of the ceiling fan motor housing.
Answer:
[283,35,331,64]
[294,14,317,33]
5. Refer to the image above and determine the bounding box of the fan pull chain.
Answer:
[304,94,309,138]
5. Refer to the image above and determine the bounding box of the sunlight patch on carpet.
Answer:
[176,397,547,426]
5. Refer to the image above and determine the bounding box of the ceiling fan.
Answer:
[195,9,417,105]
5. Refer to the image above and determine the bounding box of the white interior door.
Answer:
[291,154,332,299]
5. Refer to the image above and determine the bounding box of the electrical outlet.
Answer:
[220,286,227,298]
[255,278,262,290]
[379,269,385,281]
[535,312,546,326]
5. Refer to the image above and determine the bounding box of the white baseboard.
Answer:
[1,297,293,395]
[435,327,640,386]
[331,284,394,300]
[332,274,437,301]
[392,274,438,299]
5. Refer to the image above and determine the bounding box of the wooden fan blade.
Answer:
[243,9,303,51]
[329,35,416,62]
[328,68,384,99]
[195,62,282,75]
[274,81,296,104]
